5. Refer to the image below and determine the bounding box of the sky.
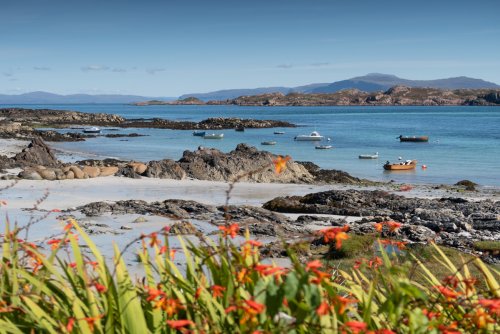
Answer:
[1,0,499,96]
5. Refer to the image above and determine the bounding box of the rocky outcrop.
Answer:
[13,137,60,168]
[205,87,500,106]
[178,143,313,183]
[0,108,124,125]
[297,161,368,184]
[145,159,186,179]
[263,189,500,248]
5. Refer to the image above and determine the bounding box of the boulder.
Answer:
[69,166,85,179]
[145,159,186,179]
[13,137,60,168]
[128,162,147,174]
[82,166,100,178]
[99,166,119,177]
[65,171,75,179]
[178,143,313,183]
[38,168,57,180]
[169,221,200,235]
[18,169,43,180]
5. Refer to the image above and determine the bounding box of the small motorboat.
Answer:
[315,145,332,150]
[359,152,379,159]
[383,159,417,170]
[261,141,277,145]
[204,133,224,139]
[398,135,429,142]
[193,131,206,136]
[274,131,285,135]
[294,131,323,141]
[83,127,101,134]
[235,127,245,132]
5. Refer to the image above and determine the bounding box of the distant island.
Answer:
[133,86,500,107]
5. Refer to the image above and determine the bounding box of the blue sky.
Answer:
[1,0,499,96]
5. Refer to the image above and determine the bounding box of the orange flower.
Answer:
[83,315,103,332]
[437,323,460,334]
[435,286,461,300]
[334,232,349,249]
[68,262,77,268]
[385,221,402,232]
[225,305,238,314]
[319,226,350,249]
[146,286,165,302]
[334,295,357,314]
[51,208,62,213]
[66,318,75,333]
[210,285,226,298]
[443,275,460,288]
[373,223,383,233]
[240,299,265,325]
[254,264,287,279]
[310,270,331,285]
[245,240,263,247]
[148,232,161,247]
[368,256,383,269]
[93,282,107,293]
[236,268,252,284]
[166,319,194,330]
[47,238,62,250]
[219,223,240,239]
[306,260,323,271]
[471,308,495,329]
[422,308,440,320]
[344,321,367,333]
[316,301,330,316]
[155,298,184,316]
[272,155,291,174]
[478,299,500,315]
[462,277,478,295]
[86,261,99,270]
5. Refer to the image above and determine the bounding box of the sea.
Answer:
[3,104,500,187]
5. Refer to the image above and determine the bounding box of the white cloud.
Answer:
[146,68,166,75]
[81,65,110,72]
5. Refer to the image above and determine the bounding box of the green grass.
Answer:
[474,241,500,252]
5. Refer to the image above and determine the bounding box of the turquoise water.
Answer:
[3,104,499,186]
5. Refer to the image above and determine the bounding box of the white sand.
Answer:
[0,138,29,157]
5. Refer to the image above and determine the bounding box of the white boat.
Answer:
[204,133,224,139]
[359,152,379,159]
[83,127,101,134]
[315,145,332,150]
[261,141,277,145]
[294,131,323,141]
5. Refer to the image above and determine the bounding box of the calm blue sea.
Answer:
[3,104,500,187]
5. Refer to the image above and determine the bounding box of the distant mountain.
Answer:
[0,91,175,104]
[309,73,500,93]
[180,74,500,101]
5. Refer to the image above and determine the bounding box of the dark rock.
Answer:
[455,180,477,191]
[169,221,200,235]
[145,159,186,179]
[13,137,60,167]
[297,161,366,184]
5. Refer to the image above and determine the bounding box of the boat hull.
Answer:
[383,160,417,170]
[295,136,323,141]
[261,141,276,145]
[399,136,429,142]
[315,145,332,149]
[204,134,224,139]
[193,131,206,136]
[359,155,378,159]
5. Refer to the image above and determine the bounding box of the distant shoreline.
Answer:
[132,86,500,107]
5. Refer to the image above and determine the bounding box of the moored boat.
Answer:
[83,127,101,134]
[193,131,206,136]
[261,141,276,145]
[235,127,245,132]
[274,131,285,135]
[359,152,379,159]
[294,131,323,141]
[315,145,332,149]
[398,135,429,142]
[204,133,224,139]
[383,159,417,170]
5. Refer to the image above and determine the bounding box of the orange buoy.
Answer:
[422,165,427,169]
